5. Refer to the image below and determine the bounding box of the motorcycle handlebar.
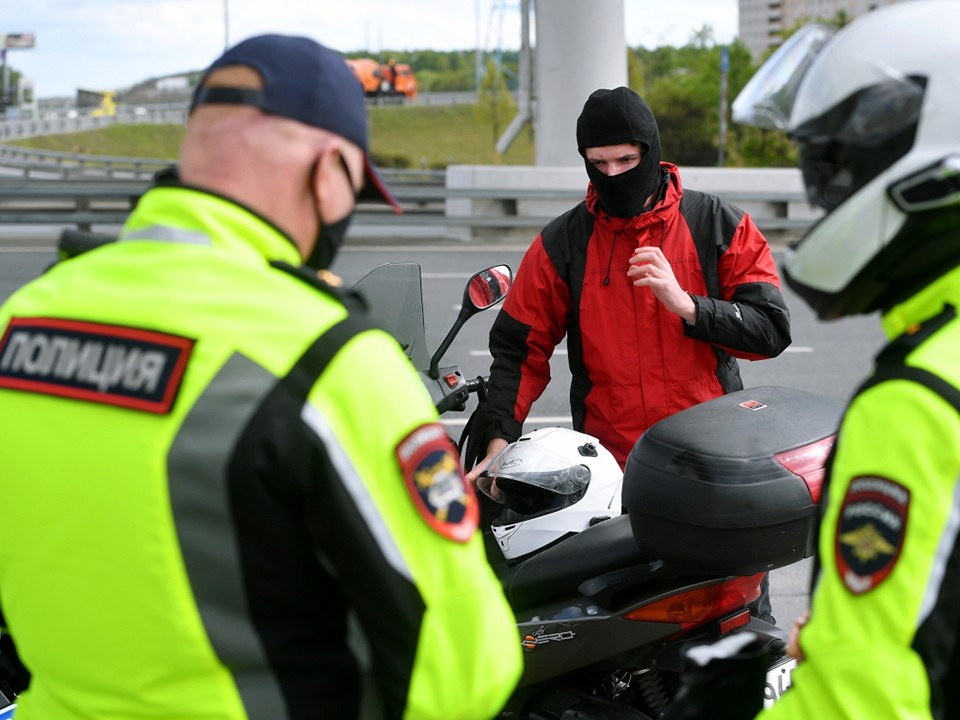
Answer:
[465,375,489,399]
[429,371,489,415]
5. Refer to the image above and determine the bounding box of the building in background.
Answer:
[738,0,902,58]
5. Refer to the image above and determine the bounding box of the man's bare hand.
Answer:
[627,246,696,323]
[787,611,810,661]
[465,437,509,499]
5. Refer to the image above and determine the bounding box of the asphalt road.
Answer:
[1,236,888,632]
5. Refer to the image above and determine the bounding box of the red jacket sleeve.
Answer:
[484,236,570,443]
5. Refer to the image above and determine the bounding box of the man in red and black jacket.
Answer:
[466,86,791,621]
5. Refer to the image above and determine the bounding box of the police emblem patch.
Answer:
[395,423,478,543]
[835,475,910,594]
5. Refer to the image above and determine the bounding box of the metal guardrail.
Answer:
[0,168,453,231]
[0,174,815,233]
[0,142,814,235]
[0,143,449,184]
[0,183,810,229]
[0,106,189,142]
[0,107,817,237]
[0,146,174,180]
[0,179,147,226]
[0,92,482,143]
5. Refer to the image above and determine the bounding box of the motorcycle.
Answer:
[0,248,841,719]
[355,261,843,719]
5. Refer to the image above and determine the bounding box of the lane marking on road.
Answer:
[342,245,531,253]
[469,349,567,356]
[468,346,813,356]
[442,416,573,427]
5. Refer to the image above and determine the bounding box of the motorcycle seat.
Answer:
[496,515,669,611]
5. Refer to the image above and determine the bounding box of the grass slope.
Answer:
[10,104,537,169]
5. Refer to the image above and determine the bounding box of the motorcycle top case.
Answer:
[622,386,842,575]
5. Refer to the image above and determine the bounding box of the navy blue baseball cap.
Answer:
[190,34,401,212]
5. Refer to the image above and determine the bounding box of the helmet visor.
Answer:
[731,22,835,131]
[793,76,925,210]
[478,439,591,522]
[480,440,591,493]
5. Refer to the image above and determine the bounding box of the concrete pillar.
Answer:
[534,0,627,167]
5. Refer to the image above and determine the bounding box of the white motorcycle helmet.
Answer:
[732,0,960,319]
[478,427,622,561]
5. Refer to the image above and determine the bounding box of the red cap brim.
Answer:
[360,155,403,214]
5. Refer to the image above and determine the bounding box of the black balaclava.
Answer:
[576,87,663,218]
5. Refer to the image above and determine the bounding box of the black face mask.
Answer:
[585,157,663,218]
[304,156,356,271]
[305,213,353,271]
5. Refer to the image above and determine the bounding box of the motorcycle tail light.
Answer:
[623,573,763,631]
[773,434,835,504]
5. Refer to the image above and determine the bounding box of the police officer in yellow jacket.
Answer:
[731,2,960,717]
[0,35,522,719]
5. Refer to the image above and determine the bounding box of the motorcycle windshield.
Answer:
[352,262,430,370]
[731,21,835,131]
[481,441,591,496]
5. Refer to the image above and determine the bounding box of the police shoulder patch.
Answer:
[835,475,910,595]
[395,423,478,543]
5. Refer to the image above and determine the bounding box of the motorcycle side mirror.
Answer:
[428,265,512,379]
[465,265,513,311]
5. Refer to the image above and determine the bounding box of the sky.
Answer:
[1,0,738,99]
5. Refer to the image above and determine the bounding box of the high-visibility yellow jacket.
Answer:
[0,184,522,720]
[760,267,960,719]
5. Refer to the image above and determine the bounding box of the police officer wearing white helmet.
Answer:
[732,0,960,717]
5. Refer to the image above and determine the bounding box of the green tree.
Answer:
[641,32,726,166]
[1,66,22,109]
[474,57,515,147]
[627,50,647,95]
[647,76,718,166]
[724,12,854,168]
[625,30,796,167]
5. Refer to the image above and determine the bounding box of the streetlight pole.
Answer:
[223,0,230,51]
[1,49,8,108]
[475,0,482,96]
[718,45,729,167]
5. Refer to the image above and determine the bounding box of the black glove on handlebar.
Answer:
[660,631,771,720]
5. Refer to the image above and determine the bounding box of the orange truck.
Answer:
[345,58,418,101]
